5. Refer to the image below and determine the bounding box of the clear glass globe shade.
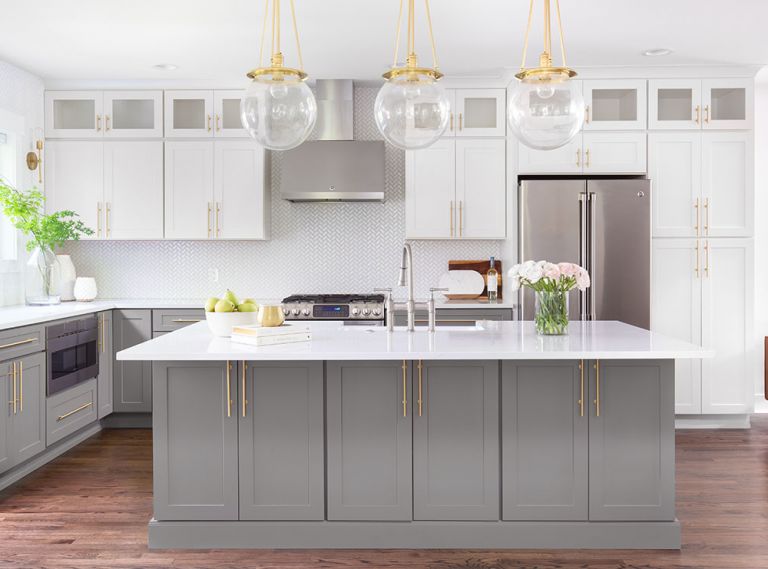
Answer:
[374,75,450,150]
[507,80,585,150]
[241,77,317,151]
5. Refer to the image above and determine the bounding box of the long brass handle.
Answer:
[97,203,102,238]
[207,114,212,132]
[593,361,600,417]
[216,202,221,237]
[417,360,423,417]
[0,338,36,351]
[215,114,221,132]
[704,198,709,235]
[576,148,581,167]
[459,201,463,237]
[171,319,203,323]
[105,115,111,131]
[704,105,710,124]
[450,112,454,131]
[459,112,463,131]
[10,362,16,415]
[585,105,590,124]
[695,105,700,124]
[106,202,111,238]
[402,360,407,417]
[242,361,247,418]
[704,241,709,278]
[19,359,22,413]
[96,115,101,132]
[578,360,584,417]
[102,313,106,352]
[207,202,212,238]
[57,401,92,422]
[695,240,700,278]
[449,201,454,237]
[97,314,103,352]
[585,148,591,168]
[694,198,700,236]
[226,361,232,418]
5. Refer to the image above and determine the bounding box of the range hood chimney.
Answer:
[281,79,386,202]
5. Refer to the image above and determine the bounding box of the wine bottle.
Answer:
[487,257,498,302]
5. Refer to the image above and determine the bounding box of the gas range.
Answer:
[281,294,386,322]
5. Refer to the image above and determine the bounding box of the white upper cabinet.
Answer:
[164,90,215,138]
[649,78,753,130]
[455,139,506,239]
[406,139,456,239]
[444,89,506,137]
[582,132,646,174]
[701,78,753,130]
[214,141,268,239]
[583,80,647,130]
[213,91,247,138]
[45,92,104,138]
[103,142,164,239]
[164,141,215,238]
[517,136,582,175]
[649,132,701,238]
[103,91,163,138]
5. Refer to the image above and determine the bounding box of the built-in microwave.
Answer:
[46,316,99,396]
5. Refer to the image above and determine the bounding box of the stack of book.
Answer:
[230,323,312,347]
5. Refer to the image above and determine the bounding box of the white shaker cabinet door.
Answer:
[701,238,754,414]
[405,139,456,239]
[45,91,103,139]
[213,90,248,138]
[649,132,701,238]
[44,141,103,239]
[582,132,646,174]
[455,139,506,239]
[103,141,164,239]
[164,141,214,239]
[103,91,163,138]
[213,141,268,239]
[164,90,214,138]
[701,131,753,238]
[651,239,702,414]
[517,135,582,175]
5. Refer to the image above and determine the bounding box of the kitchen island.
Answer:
[117,320,710,550]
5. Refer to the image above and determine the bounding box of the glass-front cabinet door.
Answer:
[45,91,103,138]
[583,79,647,130]
[213,90,247,138]
[648,80,702,130]
[164,90,214,138]
[103,91,163,138]
[702,78,753,130]
[454,89,506,137]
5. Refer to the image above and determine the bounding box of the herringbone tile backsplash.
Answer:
[63,88,505,300]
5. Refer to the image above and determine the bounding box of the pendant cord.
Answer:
[543,0,551,58]
[424,0,440,69]
[271,0,277,58]
[276,0,281,55]
[289,0,304,71]
[259,0,270,67]
[393,0,404,68]
[408,0,415,57]
[554,0,567,66]
[520,0,535,69]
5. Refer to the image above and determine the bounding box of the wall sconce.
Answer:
[26,130,43,184]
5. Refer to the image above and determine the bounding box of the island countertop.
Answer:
[116,320,711,361]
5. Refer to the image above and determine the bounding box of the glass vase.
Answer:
[25,247,61,305]
[534,290,569,335]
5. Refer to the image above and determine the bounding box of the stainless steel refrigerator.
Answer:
[519,179,651,329]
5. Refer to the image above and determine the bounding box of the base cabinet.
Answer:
[113,310,152,413]
[6,353,46,469]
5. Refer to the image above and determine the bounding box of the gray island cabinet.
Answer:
[116,320,708,550]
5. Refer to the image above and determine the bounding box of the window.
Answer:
[0,127,19,261]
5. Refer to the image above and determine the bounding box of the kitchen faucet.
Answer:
[398,243,416,331]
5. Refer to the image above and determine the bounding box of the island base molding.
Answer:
[147,519,681,550]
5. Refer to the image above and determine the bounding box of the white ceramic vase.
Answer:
[55,255,77,301]
[73,277,98,302]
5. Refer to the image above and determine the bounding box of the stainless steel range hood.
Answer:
[281,80,385,202]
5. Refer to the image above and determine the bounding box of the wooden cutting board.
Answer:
[448,260,503,300]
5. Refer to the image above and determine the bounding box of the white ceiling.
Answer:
[1,0,766,82]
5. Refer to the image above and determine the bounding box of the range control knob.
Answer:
[291,308,300,316]
[362,308,370,316]
[302,308,311,316]
[372,308,382,316]
[282,308,290,315]
[351,307,360,316]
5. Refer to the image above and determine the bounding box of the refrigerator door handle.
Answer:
[589,192,597,321]
[579,192,589,320]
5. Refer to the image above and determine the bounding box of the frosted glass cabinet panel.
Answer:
[103,91,163,137]
[214,90,247,137]
[649,78,753,130]
[45,92,103,138]
[702,78,753,130]
[164,91,214,137]
[453,89,506,137]
[583,80,646,130]
[649,80,702,129]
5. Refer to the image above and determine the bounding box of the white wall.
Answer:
[0,60,45,306]
[754,68,768,401]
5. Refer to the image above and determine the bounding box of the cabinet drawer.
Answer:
[0,325,45,360]
[46,378,98,446]
[152,309,205,332]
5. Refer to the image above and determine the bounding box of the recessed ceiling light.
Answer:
[153,63,178,71]
[642,48,673,57]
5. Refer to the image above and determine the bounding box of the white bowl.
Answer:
[205,311,260,337]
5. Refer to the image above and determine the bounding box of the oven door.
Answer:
[47,327,99,396]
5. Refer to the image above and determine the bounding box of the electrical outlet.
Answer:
[208,268,219,283]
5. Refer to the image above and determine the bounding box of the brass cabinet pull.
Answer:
[0,338,35,351]
[450,112,454,131]
[402,360,407,417]
[578,360,584,417]
[242,361,248,418]
[694,105,700,124]
[704,198,709,235]
[458,112,463,131]
[101,314,106,351]
[19,360,22,413]
[459,201,463,237]
[704,105,710,124]
[57,401,92,422]
[97,203,102,238]
[704,241,710,278]
[207,114,212,132]
[576,148,581,167]
[449,201,454,237]
[105,115,111,131]
[417,360,423,417]
[585,105,590,124]
[593,360,601,417]
[171,319,202,323]
[215,202,221,237]
[97,315,103,352]
[585,148,591,168]
[105,203,111,238]
[207,202,212,238]
[694,198,700,236]
[695,240,700,278]
[10,362,16,415]
[226,361,232,418]
[215,114,221,132]
[96,115,101,132]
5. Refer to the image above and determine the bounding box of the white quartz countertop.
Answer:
[0,298,515,331]
[116,321,711,362]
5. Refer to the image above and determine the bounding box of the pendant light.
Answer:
[507,0,584,150]
[375,0,450,150]
[241,0,317,151]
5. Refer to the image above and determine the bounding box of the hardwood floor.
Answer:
[1,419,767,569]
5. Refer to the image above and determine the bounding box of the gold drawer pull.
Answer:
[417,360,423,417]
[57,401,92,422]
[0,338,36,350]
[578,360,584,417]
[171,319,202,323]
[593,361,601,417]
[402,360,407,417]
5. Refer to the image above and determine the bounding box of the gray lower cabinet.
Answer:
[0,366,10,473]
[97,311,113,418]
[113,310,152,413]
[153,361,238,521]
[501,360,588,521]
[10,352,46,465]
[413,360,499,521]
[326,361,413,521]
[239,361,324,521]
[152,309,205,335]
[589,359,675,521]
[46,378,98,446]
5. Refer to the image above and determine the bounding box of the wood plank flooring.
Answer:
[1,418,767,569]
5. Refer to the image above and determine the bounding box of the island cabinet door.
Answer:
[326,361,413,521]
[413,360,499,521]
[588,359,675,522]
[238,361,324,520]
[113,310,152,413]
[152,361,238,521]
[501,361,588,521]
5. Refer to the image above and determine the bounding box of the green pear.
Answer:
[205,297,219,312]
[223,290,239,306]
[237,302,257,313]
[214,298,235,313]
[242,297,257,305]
